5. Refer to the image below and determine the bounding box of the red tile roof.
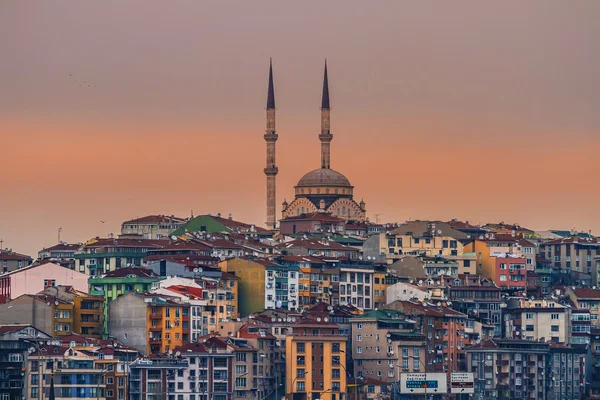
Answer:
[280,238,357,251]
[237,323,277,340]
[165,285,204,300]
[102,267,159,279]
[40,243,81,252]
[0,324,33,334]
[542,237,599,245]
[83,238,168,248]
[122,215,186,224]
[571,287,600,299]
[282,212,346,223]
[0,249,32,261]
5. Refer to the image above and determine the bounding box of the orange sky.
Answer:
[1,1,599,257]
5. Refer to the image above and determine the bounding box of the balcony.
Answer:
[150,313,162,319]
[497,359,509,366]
[149,327,162,332]
[498,372,509,379]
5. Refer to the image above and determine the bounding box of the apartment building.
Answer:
[0,286,103,338]
[339,263,374,310]
[285,317,348,400]
[0,262,89,304]
[37,243,80,269]
[265,261,299,311]
[463,234,535,279]
[108,292,188,355]
[0,324,51,400]
[502,298,572,343]
[382,300,468,374]
[447,275,502,336]
[172,336,261,400]
[0,248,33,274]
[121,215,186,239]
[566,287,600,326]
[75,237,167,276]
[89,267,162,338]
[279,212,346,235]
[363,221,469,264]
[128,357,189,400]
[349,310,426,382]
[153,282,206,342]
[466,338,584,400]
[195,274,239,334]
[539,237,600,282]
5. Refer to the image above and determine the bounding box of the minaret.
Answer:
[319,60,333,169]
[264,59,278,229]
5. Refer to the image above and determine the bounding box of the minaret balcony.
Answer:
[264,132,279,141]
[264,167,279,175]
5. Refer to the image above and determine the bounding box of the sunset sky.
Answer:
[1,1,599,257]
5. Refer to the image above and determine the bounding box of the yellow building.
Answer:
[218,257,274,316]
[286,317,348,400]
[372,271,388,309]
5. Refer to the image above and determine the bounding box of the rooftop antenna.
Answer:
[58,228,62,244]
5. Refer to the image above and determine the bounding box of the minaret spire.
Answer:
[264,58,279,229]
[319,59,333,169]
[321,59,330,110]
[267,58,275,109]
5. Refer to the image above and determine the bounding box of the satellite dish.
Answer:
[175,351,181,357]
[316,317,321,322]
[271,317,276,322]
[171,235,177,240]
[168,349,173,355]
[193,268,199,273]
[437,229,442,235]
[54,301,59,306]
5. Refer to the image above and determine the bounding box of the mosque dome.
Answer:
[296,168,352,188]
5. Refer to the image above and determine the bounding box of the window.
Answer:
[357,334,362,341]
[551,325,559,332]
[525,313,533,319]
[551,313,559,320]
[499,274,507,281]
[499,264,506,270]
[332,369,340,379]
[296,382,305,392]
[526,325,534,331]
[297,343,305,353]
[368,385,375,394]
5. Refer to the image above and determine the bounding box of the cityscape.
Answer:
[2,2,599,400]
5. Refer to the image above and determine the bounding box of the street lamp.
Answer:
[339,349,360,400]
[407,356,427,400]
[20,334,46,400]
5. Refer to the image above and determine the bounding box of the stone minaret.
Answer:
[264,59,278,229]
[319,60,333,169]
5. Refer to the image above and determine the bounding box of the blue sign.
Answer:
[406,380,439,389]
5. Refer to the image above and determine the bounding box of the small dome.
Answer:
[296,168,352,188]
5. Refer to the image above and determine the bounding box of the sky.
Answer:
[1,1,599,257]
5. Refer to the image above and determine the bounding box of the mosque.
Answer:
[263,60,366,230]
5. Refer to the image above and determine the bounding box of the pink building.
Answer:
[0,261,89,303]
[279,212,346,235]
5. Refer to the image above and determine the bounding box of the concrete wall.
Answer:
[0,295,53,335]
[385,282,428,304]
[108,293,148,355]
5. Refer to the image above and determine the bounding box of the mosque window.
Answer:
[326,188,330,194]
[342,207,346,215]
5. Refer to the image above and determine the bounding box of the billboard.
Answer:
[400,373,448,394]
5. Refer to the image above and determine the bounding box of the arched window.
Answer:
[301,207,305,214]
[296,209,300,216]
[342,207,346,215]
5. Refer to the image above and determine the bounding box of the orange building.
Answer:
[108,292,187,355]
[286,316,348,400]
